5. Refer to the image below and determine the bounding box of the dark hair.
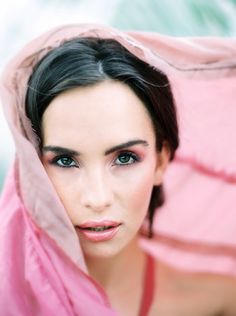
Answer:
[26,37,179,237]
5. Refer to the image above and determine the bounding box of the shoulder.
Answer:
[150,258,236,316]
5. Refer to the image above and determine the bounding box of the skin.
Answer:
[41,80,236,316]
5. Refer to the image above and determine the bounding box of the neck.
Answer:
[85,236,145,292]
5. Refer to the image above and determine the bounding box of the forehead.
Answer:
[42,80,155,146]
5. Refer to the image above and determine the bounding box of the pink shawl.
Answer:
[0,24,236,315]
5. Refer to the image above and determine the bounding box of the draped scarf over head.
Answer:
[0,24,236,315]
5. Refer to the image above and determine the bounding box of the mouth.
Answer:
[76,221,121,242]
[79,225,116,232]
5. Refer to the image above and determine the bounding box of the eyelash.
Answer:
[50,151,141,168]
[50,155,78,168]
[113,151,140,166]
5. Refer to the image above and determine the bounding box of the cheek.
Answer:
[119,164,156,218]
[130,175,154,211]
[43,166,78,221]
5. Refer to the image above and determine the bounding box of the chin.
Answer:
[81,234,139,261]
[82,243,123,260]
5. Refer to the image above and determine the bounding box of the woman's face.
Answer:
[41,80,169,259]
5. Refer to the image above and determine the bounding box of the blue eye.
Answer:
[53,156,77,168]
[115,152,139,166]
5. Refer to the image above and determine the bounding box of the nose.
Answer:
[80,169,113,212]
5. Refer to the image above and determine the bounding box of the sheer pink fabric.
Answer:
[0,24,235,315]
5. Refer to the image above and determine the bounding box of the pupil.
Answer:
[62,157,71,165]
[119,154,130,163]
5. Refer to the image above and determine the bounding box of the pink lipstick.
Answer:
[76,220,121,242]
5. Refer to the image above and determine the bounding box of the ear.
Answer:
[153,142,171,186]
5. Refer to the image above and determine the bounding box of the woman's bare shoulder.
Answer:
[150,258,236,316]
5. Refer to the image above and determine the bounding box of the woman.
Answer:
[0,24,236,316]
[26,35,178,316]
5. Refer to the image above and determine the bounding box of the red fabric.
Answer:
[139,254,155,316]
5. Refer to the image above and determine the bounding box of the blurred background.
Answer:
[1,0,236,191]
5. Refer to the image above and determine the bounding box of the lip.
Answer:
[76,220,121,242]
[78,220,120,228]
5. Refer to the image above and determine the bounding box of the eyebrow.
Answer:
[42,146,79,156]
[42,139,149,156]
[104,140,149,155]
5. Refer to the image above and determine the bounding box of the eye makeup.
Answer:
[113,150,142,166]
[42,139,148,169]
[49,155,79,168]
